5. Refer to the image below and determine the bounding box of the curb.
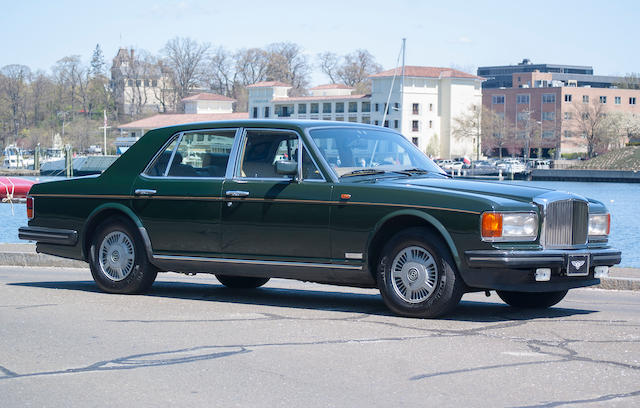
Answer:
[0,250,638,291]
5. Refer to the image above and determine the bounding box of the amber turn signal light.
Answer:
[481,212,502,238]
[26,196,34,220]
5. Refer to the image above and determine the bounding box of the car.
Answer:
[19,120,621,318]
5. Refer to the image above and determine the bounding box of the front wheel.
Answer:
[89,217,157,294]
[377,228,464,318]
[216,275,270,289]
[497,290,568,309]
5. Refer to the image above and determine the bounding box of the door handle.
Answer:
[134,189,157,196]
[225,190,250,197]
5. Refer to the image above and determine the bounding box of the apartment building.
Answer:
[483,71,640,156]
[247,67,483,159]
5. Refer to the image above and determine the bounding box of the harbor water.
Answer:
[1,178,638,267]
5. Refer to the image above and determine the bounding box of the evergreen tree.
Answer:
[90,44,106,78]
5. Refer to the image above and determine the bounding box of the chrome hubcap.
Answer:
[391,246,438,303]
[99,231,135,281]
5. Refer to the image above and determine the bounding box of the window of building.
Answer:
[323,103,332,113]
[127,79,134,86]
[564,94,572,102]
[631,97,637,105]
[264,107,270,118]
[429,103,433,111]
[144,80,150,87]
[135,80,141,87]
[374,103,379,112]
[348,102,357,113]
[599,96,607,104]
[374,120,379,126]
[542,111,555,121]
[252,107,258,119]
[429,120,433,129]
[361,116,370,124]
[564,112,572,120]
[517,112,528,121]
[412,137,419,146]
[394,120,399,128]
[384,120,389,127]
[394,102,399,111]
[298,104,307,114]
[583,95,589,103]
[412,103,419,114]
[152,79,158,87]
[384,103,389,114]
[516,94,530,104]
[412,120,419,132]
[310,103,319,114]
[335,102,344,113]
[615,96,621,105]
[542,130,555,139]
[362,102,371,112]
[564,130,572,138]
[542,94,556,103]
[492,95,505,104]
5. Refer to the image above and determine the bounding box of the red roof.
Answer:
[246,81,291,88]
[370,66,483,80]
[182,93,235,102]
[310,84,353,90]
[272,94,368,102]
[118,113,249,130]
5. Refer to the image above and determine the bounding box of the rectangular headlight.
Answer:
[588,213,610,237]
[481,212,538,242]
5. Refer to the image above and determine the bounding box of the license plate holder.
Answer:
[566,254,590,276]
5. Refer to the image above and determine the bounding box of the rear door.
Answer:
[131,128,238,256]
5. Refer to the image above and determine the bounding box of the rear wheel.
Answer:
[89,217,157,294]
[377,228,464,318]
[216,275,270,289]
[497,290,568,309]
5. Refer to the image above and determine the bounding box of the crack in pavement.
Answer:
[0,304,57,310]
[513,388,640,407]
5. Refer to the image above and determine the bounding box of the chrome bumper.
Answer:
[18,226,78,246]
[465,247,621,268]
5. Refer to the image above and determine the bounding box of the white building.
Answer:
[247,67,483,158]
[183,93,236,114]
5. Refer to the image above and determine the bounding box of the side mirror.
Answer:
[275,160,298,176]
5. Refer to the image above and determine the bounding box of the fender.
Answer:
[366,208,462,269]
[82,203,154,261]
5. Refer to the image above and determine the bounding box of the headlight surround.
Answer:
[588,213,610,238]
[481,211,538,242]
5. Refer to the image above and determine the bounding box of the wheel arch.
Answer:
[366,210,461,282]
[82,203,153,262]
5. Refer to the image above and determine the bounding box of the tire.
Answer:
[497,290,568,309]
[89,217,157,294]
[377,228,464,318]
[216,275,270,289]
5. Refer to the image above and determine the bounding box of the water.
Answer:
[2,177,638,267]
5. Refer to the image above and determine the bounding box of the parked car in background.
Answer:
[20,120,621,318]
[496,158,526,173]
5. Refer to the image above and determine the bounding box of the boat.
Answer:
[0,177,35,201]
[2,145,33,169]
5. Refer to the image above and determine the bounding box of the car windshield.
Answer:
[309,127,445,178]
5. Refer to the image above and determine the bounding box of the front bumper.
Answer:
[18,226,78,246]
[462,247,622,292]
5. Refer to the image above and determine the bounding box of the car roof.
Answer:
[152,119,385,134]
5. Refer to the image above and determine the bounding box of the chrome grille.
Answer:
[542,199,588,248]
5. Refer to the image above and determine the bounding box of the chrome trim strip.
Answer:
[468,256,565,263]
[153,254,362,270]
[345,253,363,260]
[18,226,78,246]
[164,133,183,177]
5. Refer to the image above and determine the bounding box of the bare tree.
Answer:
[29,70,54,126]
[615,73,640,90]
[602,111,640,148]
[150,58,177,114]
[571,100,609,158]
[452,104,482,160]
[162,37,210,104]
[235,48,269,86]
[52,56,84,116]
[0,64,31,145]
[265,42,310,96]
[317,52,340,84]
[337,49,382,93]
[205,46,236,97]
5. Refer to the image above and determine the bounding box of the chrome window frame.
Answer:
[232,128,327,183]
[141,128,241,180]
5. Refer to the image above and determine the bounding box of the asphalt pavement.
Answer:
[1,265,639,407]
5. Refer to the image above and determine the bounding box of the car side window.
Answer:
[238,130,322,180]
[146,129,236,177]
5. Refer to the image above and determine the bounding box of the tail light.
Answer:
[26,196,34,220]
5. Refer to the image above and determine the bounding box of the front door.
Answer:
[131,128,237,256]
[220,129,331,261]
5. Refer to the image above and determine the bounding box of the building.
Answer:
[247,67,484,159]
[478,59,623,89]
[482,71,640,157]
[118,93,246,138]
[111,48,175,116]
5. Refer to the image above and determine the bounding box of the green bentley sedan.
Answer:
[19,120,621,318]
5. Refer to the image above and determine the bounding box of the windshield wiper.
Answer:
[393,168,450,177]
[340,168,388,178]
